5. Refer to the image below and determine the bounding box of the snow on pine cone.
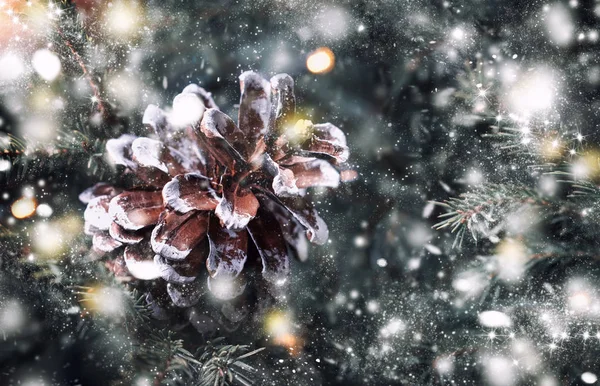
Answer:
[80,71,351,311]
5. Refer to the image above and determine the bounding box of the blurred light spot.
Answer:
[208,276,244,300]
[0,299,24,334]
[20,115,57,142]
[21,378,47,386]
[36,203,52,217]
[31,49,61,81]
[284,119,313,144]
[170,93,205,127]
[435,356,454,375]
[451,27,465,40]
[106,72,140,111]
[366,300,379,313]
[466,168,484,185]
[314,6,350,40]
[507,69,556,115]
[478,310,512,328]
[380,318,405,338]
[0,159,11,172]
[307,47,335,74]
[407,258,421,270]
[11,196,37,219]
[33,221,68,256]
[134,376,153,386]
[539,175,558,196]
[540,136,563,161]
[569,291,591,311]
[546,3,574,46]
[453,270,488,297]
[104,0,142,39]
[582,372,598,384]
[567,279,595,313]
[571,150,600,180]
[495,238,528,281]
[483,356,515,386]
[0,52,24,82]
[354,235,367,248]
[264,309,302,354]
[81,286,125,317]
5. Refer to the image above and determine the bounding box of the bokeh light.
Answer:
[306,47,335,74]
[11,196,37,219]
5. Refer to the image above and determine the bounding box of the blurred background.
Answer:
[2,0,600,385]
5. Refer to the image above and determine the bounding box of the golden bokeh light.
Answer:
[571,149,600,181]
[539,136,563,161]
[495,238,528,281]
[31,215,81,258]
[265,310,291,336]
[11,196,37,219]
[284,119,313,145]
[29,87,56,111]
[32,222,64,256]
[79,286,126,318]
[264,309,303,355]
[306,47,335,74]
[496,238,527,260]
[104,1,144,40]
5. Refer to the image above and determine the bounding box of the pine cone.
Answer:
[80,72,350,311]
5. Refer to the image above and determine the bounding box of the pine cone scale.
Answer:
[150,210,209,261]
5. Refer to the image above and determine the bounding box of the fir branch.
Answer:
[135,332,264,386]
[1,128,96,157]
[197,340,265,386]
[135,330,195,386]
[0,126,109,186]
[547,170,600,198]
[481,121,579,164]
[433,184,553,247]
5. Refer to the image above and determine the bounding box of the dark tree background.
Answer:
[1,0,600,385]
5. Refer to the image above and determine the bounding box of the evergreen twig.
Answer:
[433,184,553,246]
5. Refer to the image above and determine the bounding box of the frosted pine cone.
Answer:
[81,71,350,311]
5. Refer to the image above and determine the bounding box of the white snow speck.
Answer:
[582,372,598,384]
[478,310,512,328]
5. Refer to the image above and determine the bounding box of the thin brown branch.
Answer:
[56,28,106,117]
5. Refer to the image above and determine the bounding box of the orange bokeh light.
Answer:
[306,47,335,74]
[11,196,37,219]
